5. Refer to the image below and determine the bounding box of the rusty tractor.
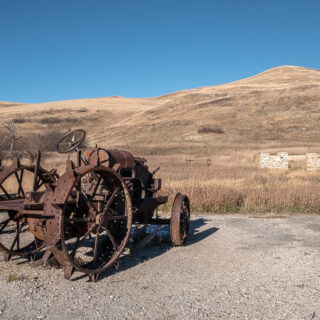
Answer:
[0,130,190,281]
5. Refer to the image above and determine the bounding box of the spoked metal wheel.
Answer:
[170,193,190,246]
[0,160,47,259]
[59,166,132,280]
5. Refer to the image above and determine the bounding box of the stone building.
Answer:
[259,152,320,171]
[259,152,289,169]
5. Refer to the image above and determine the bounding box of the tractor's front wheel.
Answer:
[170,193,190,246]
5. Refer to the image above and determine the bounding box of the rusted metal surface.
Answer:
[0,130,190,281]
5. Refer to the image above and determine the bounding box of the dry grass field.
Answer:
[2,65,320,213]
[149,154,320,213]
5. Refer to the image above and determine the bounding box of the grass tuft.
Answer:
[7,273,20,283]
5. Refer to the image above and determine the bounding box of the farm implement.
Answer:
[0,130,190,281]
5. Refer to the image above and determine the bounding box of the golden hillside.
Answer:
[2,65,320,156]
[2,66,320,214]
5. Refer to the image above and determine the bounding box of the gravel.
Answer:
[0,214,319,320]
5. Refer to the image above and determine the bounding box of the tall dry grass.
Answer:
[4,149,320,214]
[148,153,320,214]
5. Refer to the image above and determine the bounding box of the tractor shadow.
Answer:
[73,217,219,282]
[186,218,219,246]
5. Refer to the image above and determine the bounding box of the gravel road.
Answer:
[0,215,319,320]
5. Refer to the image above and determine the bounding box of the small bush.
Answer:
[38,108,69,115]
[198,125,224,134]
[38,117,80,125]
[39,117,62,124]
[39,130,65,151]
[215,93,228,97]
[63,117,79,123]
[12,118,26,124]
[24,129,88,154]
[77,107,88,113]
[24,130,64,153]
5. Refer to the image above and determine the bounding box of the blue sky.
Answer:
[0,0,319,103]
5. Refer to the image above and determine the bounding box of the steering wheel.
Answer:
[56,129,86,153]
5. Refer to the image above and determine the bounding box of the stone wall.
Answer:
[306,153,320,171]
[259,152,320,171]
[259,152,289,169]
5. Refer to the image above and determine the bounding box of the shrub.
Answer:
[198,125,224,134]
[77,107,88,113]
[38,117,80,125]
[39,117,62,124]
[39,130,65,151]
[24,129,88,154]
[12,118,26,124]
[23,130,64,153]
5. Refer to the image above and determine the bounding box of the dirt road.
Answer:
[0,215,319,320]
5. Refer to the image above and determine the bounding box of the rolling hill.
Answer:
[2,65,320,156]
